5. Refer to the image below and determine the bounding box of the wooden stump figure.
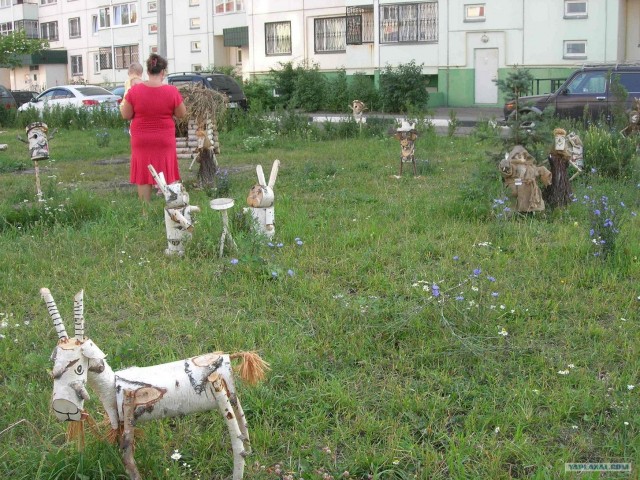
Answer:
[148,165,200,256]
[349,99,367,125]
[245,160,280,239]
[21,122,50,202]
[176,84,227,188]
[393,121,418,176]
[543,128,575,208]
[41,288,269,480]
[499,145,552,213]
[620,98,640,137]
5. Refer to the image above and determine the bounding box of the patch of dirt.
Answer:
[94,156,130,165]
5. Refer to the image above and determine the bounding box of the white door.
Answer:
[475,48,499,104]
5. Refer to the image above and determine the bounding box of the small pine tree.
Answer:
[494,66,534,122]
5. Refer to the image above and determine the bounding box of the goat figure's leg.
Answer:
[399,155,403,176]
[209,374,246,480]
[412,154,417,176]
[229,393,251,454]
[120,389,142,480]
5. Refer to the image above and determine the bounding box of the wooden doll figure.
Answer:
[393,121,418,176]
[245,160,280,239]
[499,145,552,213]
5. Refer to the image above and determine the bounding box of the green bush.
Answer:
[348,72,380,112]
[0,106,17,127]
[324,69,349,113]
[269,61,300,108]
[16,104,125,130]
[379,60,429,113]
[583,126,638,178]
[292,62,327,112]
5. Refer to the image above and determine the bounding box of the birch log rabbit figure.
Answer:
[42,288,269,480]
[148,164,200,255]
[246,159,280,239]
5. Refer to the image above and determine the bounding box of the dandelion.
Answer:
[572,425,578,430]
[624,421,629,426]
[230,258,239,265]
[471,286,479,292]
[628,385,635,390]
[498,327,508,336]
[171,450,182,461]
[558,370,570,375]
[568,364,575,369]
[494,427,500,434]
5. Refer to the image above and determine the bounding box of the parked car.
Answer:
[0,85,17,111]
[109,85,125,98]
[11,90,38,108]
[18,85,121,113]
[504,64,640,122]
[166,72,248,110]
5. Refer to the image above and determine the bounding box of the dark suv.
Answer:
[504,65,640,122]
[0,85,17,111]
[167,72,248,110]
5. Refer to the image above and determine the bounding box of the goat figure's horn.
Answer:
[73,290,84,341]
[40,288,68,340]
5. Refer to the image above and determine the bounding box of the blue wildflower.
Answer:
[277,242,284,248]
[455,295,464,301]
[271,271,278,278]
[431,284,440,297]
[473,268,481,277]
[230,258,239,265]
[491,292,499,297]
[267,242,274,247]
[296,239,304,246]
[287,269,294,277]
[453,255,459,261]
[487,276,496,282]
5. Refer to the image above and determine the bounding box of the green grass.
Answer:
[0,126,638,480]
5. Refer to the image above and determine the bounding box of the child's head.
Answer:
[128,62,143,77]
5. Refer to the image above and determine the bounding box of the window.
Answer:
[40,0,56,4]
[150,45,158,53]
[346,6,374,45]
[70,55,82,75]
[93,53,101,73]
[113,3,138,26]
[91,15,98,34]
[98,45,138,69]
[613,73,640,94]
[563,40,587,59]
[314,17,346,53]
[465,4,485,22]
[380,2,438,44]
[265,21,291,55]
[191,41,201,52]
[0,0,11,7]
[190,18,200,29]
[41,21,59,41]
[565,71,605,94]
[189,0,200,5]
[215,0,243,14]
[15,20,39,38]
[564,1,587,18]
[148,1,157,12]
[192,64,202,72]
[0,22,13,36]
[148,23,157,34]
[99,8,111,28]
[236,48,242,65]
[69,17,81,38]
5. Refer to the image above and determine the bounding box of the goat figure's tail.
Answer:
[230,351,270,385]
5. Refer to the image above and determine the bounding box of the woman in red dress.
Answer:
[121,54,187,203]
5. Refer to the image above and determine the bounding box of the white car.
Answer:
[18,85,121,113]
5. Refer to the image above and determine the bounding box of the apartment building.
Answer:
[1,0,639,107]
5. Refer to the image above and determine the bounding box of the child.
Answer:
[121,62,143,135]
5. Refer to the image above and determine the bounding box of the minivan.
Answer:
[504,65,640,122]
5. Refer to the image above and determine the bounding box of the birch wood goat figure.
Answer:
[42,288,269,480]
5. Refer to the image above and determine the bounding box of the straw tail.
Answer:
[40,287,68,340]
[230,351,270,385]
[73,290,84,341]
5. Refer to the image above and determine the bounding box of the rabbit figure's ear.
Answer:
[256,165,267,186]
[268,159,280,188]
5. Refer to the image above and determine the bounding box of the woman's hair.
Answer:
[146,53,168,75]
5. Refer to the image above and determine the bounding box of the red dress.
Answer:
[126,84,183,185]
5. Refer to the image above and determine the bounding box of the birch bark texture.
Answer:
[42,287,269,480]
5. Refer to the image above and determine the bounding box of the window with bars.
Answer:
[15,20,39,38]
[346,6,374,45]
[93,53,100,73]
[265,21,291,55]
[314,17,346,53]
[69,17,81,38]
[99,44,138,69]
[380,2,438,44]
[70,55,82,75]
[41,21,58,40]
[0,22,13,36]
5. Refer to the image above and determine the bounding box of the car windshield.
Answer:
[75,86,113,96]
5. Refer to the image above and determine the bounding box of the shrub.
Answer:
[348,73,380,112]
[269,61,300,108]
[292,62,327,112]
[324,69,349,113]
[583,126,637,178]
[379,60,429,113]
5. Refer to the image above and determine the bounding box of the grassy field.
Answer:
[0,124,638,480]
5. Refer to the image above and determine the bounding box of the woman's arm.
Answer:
[173,102,187,119]
[120,99,134,120]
